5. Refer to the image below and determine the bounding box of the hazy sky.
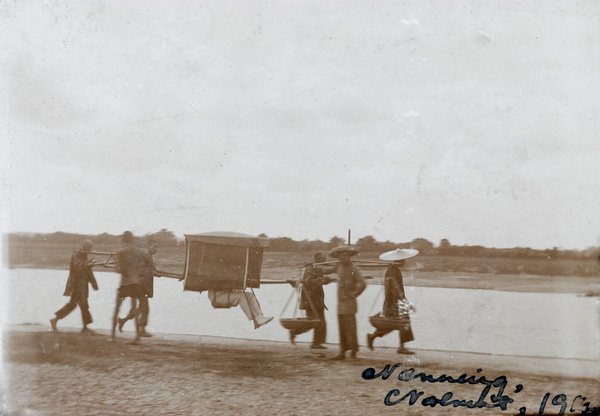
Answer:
[2,1,599,250]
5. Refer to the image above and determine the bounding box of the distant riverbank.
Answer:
[4,240,599,296]
[6,240,599,277]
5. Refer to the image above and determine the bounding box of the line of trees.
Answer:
[7,229,181,248]
[263,234,597,260]
[6,230,598,260]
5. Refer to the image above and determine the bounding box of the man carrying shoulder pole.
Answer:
[50,239,99,332]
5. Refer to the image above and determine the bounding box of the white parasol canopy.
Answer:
[378,248,419,261]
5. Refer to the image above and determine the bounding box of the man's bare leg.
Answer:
[118,298,136,332]
[129,298,141,345]
[138,296,151,336]
[111,295,123,341]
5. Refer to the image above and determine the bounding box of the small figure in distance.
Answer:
[111,231,146,344]
[367,251,416,355]
[50,239,99,333]
[329,245,366,360]
[289,251,336,349]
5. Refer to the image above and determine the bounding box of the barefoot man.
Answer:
[111,231,146,344]
[118,237,158,337]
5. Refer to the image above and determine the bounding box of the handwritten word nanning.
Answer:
[362,364,521,411]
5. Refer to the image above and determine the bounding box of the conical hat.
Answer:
[379,248,419,261]
[329,245,359,258]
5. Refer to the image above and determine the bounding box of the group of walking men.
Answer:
[289,245,414,360]
[49,236,415,355]
[50,231,158,344]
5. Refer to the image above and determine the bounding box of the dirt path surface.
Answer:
[2,325,598,416]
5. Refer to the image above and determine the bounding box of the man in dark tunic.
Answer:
[289,251,335,349]
[367,259,415,354]
[50,239,98,332]
[111,231,146,344]
[138,237,157,336]
[330,245,366,360]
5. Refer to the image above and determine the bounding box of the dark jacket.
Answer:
[300,264,335,312]
[139,250,156,297]
[336,262,366,315]
[382,265,406,317]
[63,251,98,298]
[116,244,146,287]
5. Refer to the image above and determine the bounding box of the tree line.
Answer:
[262,235,596,260]
[7,230,598,260]
[7,229,181,249]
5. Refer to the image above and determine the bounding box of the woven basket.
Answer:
[279,318,321,331]
[369,314,410,331]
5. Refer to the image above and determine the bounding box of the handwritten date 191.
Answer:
[518,393,595,416]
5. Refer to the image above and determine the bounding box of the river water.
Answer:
[2,268,597,360]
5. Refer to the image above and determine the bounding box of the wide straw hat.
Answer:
[329,245,359,258]
[379,248,419,262]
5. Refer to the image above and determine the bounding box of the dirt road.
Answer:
[2,324,598,415]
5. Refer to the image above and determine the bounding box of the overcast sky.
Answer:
[2,1,599,250]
